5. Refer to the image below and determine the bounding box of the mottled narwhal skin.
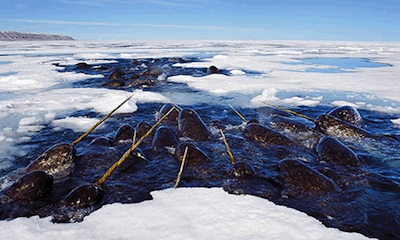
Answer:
[269,115,316,133]
[279,159,340,193]
[316,136,361,167]
[62,184,104,208]
[316,114,373,140]
[2,171,53,203]
[207,65,219,74]
[112,124,134,145]
[152,126,179,151]
[74,62,91,70]
[328,105,362,125]
[175,142,211,166]
[88,137,111,147]
[103,68,126,87]
[268,115,323,148]
[108,68,125,80]
[25,143,76,180]
[178,108,211,141]
[243,123,294,146]
[230,161,256,179]
[156,103,181,124]
[135,121,152,138]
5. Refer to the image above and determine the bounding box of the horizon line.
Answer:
[1,18,258,32]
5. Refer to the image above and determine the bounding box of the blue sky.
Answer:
[1,0,399,41]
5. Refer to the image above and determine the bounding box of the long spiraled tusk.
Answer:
[71,92,136,147]
[95,106,176,185]
[174,146,189,189]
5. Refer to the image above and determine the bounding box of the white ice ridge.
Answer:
[0,188,372,240]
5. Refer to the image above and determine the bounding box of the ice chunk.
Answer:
[0,188,370,240]
[251,88,280,105]
[52,117,102,132]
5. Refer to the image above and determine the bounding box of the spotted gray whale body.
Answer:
[62,184,104,208]
[175,142,211,166]
[112,124,134,145]
[152,126,179,151]
[2,171,53,203]
[88,137,111,147]
[316,136,361,167]
[278,159,341,193]
[25,143,76,180]
[328,105,362,125]
[268,115,322,148]
[316,114,373,140]
[156,103,181,124]
[244,123,294,146]
[136,121,152,138]
[178,108,211,141]
[230,161,256,179]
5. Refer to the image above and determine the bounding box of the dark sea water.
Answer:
[2,57,400,239]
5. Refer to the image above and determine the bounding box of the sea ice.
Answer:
[0,188,372,240]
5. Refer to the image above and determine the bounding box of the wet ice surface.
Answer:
[280,57,392,73]
[1,40,400,239]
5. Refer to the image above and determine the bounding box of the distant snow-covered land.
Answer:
[0,31,73,41]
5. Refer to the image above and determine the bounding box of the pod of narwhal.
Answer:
[1,93,141,207]
[264,103,372,140]
[229,103,371,195]
[0,99,377,216]
[44,102,179,213]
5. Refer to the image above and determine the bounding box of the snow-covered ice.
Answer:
[0,188,371,240]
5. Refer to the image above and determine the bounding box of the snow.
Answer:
[250,88,323,107]
[52,117,102,132]
[0,188,371,240]
[1,39,399,239]
[168,74,271,94]
[229,69,246,75]
[331,100,360,108]
[391,118,400,125]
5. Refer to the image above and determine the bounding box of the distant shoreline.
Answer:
[0,31,74,41]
